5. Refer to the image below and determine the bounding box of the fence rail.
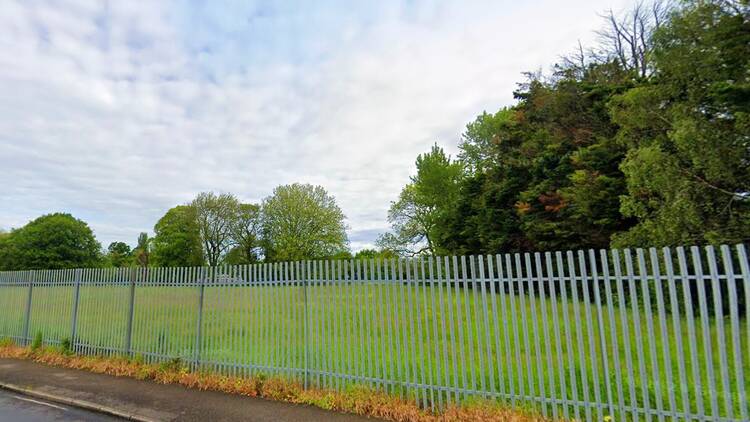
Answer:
[0,244,748,421]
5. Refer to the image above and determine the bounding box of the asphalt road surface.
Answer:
[0,388,122,422]
[0,358,375,422]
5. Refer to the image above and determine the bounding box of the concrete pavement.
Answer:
[0,358,378,422]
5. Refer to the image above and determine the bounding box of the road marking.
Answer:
[12,394,68,411]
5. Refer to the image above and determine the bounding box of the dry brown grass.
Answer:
[0,343,548,422]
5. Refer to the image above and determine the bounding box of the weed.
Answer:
[59,337,73,355]
[159,357,183,373]
[30,331,43,351]
[131,354,145,365]
[0,337,14,348]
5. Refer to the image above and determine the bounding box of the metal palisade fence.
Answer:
[0,244,748,421]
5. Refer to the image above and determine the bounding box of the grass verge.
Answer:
[0,341,547,422]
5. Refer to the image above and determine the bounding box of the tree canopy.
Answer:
[226,203,263,264]
[106,241,132,267]
[610,0,750,247]
[151,205,204,267]
[262,183,349,261]
[192,192,241,266]
[378,144,462,255]
[0,213,101,270]
[387,0,749,254]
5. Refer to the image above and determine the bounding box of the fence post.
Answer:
[302,261,309,389]
[22,271,34,346]
[70,269,82,348]
[194,267,206,370]
[125,267,137,355]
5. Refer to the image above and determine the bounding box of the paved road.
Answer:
[0,358,377,422]
[0,388,121,422]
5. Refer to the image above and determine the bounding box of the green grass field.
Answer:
[1,277,747,421]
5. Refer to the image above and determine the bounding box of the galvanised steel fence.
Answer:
[0,244,748,421]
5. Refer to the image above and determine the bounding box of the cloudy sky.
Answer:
[0,0,629,250]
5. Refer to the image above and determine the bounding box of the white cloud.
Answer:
[0,0,629,251]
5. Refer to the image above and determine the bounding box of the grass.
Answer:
[0,342,547,422]
[1,277,747,421]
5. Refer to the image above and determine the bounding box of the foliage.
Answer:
[227,203,263,264]
[31,331,43,351]
[353,248,399,261]
[610,0,750,247]
[192,192,241,266]
[396,0,749,254]
[0,213,101,270]
[377,144,463,256]
[159,356,185,373]
[262,183,349,261]
[133,232,151,267]
[151,205,204,267]
[106,241,132,268]
[59,337,73,355]
[0,231,12,270]
[439,69,632,253]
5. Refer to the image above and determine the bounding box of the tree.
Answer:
[377,144,462,256]
[353,248,398,261]
[0,230,14,271]
[227,203,262,264]
[133,232,151,267]
[151,205,204,267]
[610,0,750,247]
[262,183,349,261]
[593,0,672,78]
[0,213,101,270]
[440,7,656,254]
[106,241,132,268]
[192,192,241,266]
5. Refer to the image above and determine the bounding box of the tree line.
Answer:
[378,0,749,256]
[0,1,746,271]
[0,183,382,270]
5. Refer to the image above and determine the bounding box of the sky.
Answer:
[0,0,630,251]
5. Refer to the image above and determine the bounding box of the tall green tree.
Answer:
[151,205,204,267]
[192,192,241,266]
[106,241,132,268]
[377,144,463,255]
[610,0,750,247]
[398,0,746,253]
[226,203,262,264]
[443,65,633,253]
[0,213,101,270]
[262,183,349,261]
[509,71,631,251]
[0,231,11,270]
